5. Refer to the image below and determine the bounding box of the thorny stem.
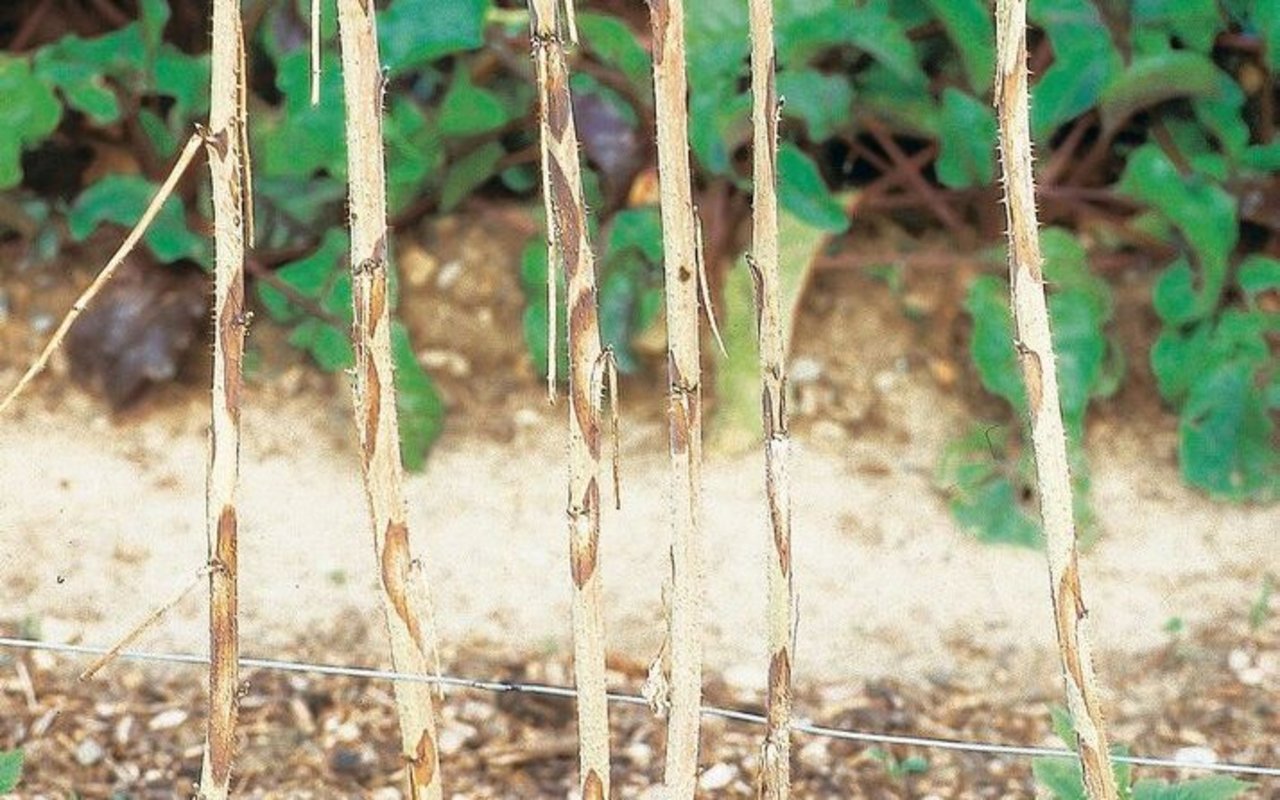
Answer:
[197,0,250,796]
[335,1,444,797]
[530,1,612,795]
[646,0,706,795]
[993,2,1118,799]
[748,0,794,797]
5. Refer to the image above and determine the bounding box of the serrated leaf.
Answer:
[922,0,995,90]
[68,174,209,266]
[936,428,1041,548]
[777,144,848,232]
[0,55,62,189]
[33,25,146,124]
[1099,51,1226,132]
[392,322,444,471]
[254,50,347,179]
[936,88,997,188]
[380,0,488,75]
[777,69,855,141]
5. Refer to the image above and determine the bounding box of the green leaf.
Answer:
[1178,320,1278,501]
[1255,0,1280,70]
[393,322,444,471]
[439,70,512,137]
[288,318,354,372]
[440,141,505,212]
[154,46,210,122]
[0,55,62,190]
[935,88,997,189]
[606,207,664,263]
[1132,776,1252,800]
[380,0,489,75]
[1033,757,1086,800]
[0,750,22,792]
[68,174,209,266]
[777,144,848,233]
[844,0,922,84]
[1118,145,1237,314]
[966,275,1027,411]
[1028,0,1123,136]
[258,230,349,323]
[1131,0,1224,53]
[1237,254,1280,302]
[921,0,995,90]
[577,12,651,89]
[1099,51,1226,132]
[936,428,1041,548]
[33,24,147,123]
[385,97,444,212]
[856,63,938,136]
[777,69,855,141]
[254,50,347,179]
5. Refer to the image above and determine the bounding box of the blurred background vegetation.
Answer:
[0,0,1276,534]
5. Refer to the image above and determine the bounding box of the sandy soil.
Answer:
[1,368,1274,701]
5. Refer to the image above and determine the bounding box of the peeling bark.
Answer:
[197,1,250,797]
[530,0,613,793]
[646,0,707,795]
[748,0,794,796]
[335,1,443,797]
[994,3,1118,799]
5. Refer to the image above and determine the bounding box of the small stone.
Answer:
[625,741,653,769]
[721,663,758,693]
[798,739,829,771]
[400,242,439,288]
[790,357,823,385]
[30,312,54,334]
[147,709,188,731]
[75,737,105,766]
[438,722,477,755]
[513,407,543,429]
[436,260,464,290]
[370,789,402,800]
[698,763,737,791]
[1173,746,1217,765]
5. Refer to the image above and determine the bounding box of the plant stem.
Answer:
[197,0,249,797]
[530,2,611,795]
[646,0,705,795]
[748,0,794,797]
[334,1,443,797]
[993,3,1118,799]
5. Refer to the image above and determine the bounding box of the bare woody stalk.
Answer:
[646,0,706,795]
[335,1,443,797]
[529,1,611,797]
[748,0,793,797]
[197,0,250,797]
[993,3,1118,799]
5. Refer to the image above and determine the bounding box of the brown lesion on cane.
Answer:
[382,521,426,648]
[582,769,605,800]
[767,478,790,577]
[407,728,437,791]
[548,160,580,270]
[197,123,231,161]
[546,61,572,139]
[767,648,791,721]
[647,0,670,65]
[219,279,246,421]
[1014,341,1043,416]
[570,478,601,588]
[362,360,382,458]
[1055,558,1087,684]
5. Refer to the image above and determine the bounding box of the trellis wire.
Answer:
[0,636,1276,780]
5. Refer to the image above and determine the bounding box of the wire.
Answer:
[1,636,1276,780]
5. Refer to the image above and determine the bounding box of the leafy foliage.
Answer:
[940,230,1120,547]
[0,749,21,792]
[1033,708,1251,799]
